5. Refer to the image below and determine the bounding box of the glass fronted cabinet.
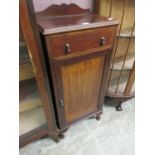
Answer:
[94,0,135,111]
[19,0,59,147]
[19,26,48,145]
[19,29,47,135]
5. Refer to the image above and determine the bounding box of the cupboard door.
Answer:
[52,50,111,128]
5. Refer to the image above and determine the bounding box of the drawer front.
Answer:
[45,26,115,57]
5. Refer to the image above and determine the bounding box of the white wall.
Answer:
[33,0,93,12]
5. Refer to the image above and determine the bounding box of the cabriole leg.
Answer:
[115,101,123,111]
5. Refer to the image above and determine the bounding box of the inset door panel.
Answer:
[62,56,105,123]
[51,50,111,128]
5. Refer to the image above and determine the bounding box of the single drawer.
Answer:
[45,26,115,57]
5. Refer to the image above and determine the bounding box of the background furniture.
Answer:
[94,0,135,111]
[19,25,48,147]
[19,0,59,147]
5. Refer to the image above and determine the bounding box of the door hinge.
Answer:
[60,99,64,106]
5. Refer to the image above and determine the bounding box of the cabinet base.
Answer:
[49,111,103,142]
[48,131,60,143]
[48,128,68,142]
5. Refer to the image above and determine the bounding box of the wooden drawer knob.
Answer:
[65,43,71,54]
[100,37,106,46]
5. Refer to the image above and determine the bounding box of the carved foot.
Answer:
[59,133,65,139]
[49,134,60,143]
[54,137,60,143]
[96,115,101,121]
[115,103,123,111]
[48,130,63,143]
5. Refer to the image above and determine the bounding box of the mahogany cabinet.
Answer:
[20,1,119,146]
[36,4,119,135]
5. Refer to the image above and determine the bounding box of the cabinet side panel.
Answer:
[61,56,105,123]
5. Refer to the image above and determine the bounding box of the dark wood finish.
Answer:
[50,49,113,129]
[62,57,104,123]
[19,1,120,146]
[53,45,112,62]
[37,14,119,34]
[93,0,101,14]
[45,26,115,57]
[19,125,48,148]
[19,0,60,147]
[38,4,119,133]
[20,1,119,144]
[36,4,119,35]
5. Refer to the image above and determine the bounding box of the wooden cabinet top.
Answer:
[36,4,119,35]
